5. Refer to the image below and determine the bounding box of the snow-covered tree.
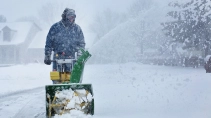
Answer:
[162,0,211,56]
[0,15,6,22]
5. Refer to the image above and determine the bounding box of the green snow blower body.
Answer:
[45,49,94,117]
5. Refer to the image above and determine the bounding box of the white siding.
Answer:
[0,30,2,41]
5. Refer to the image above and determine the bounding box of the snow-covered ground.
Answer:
[0,63,211,118]
[0,64,51,96]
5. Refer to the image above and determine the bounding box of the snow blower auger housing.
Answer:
[45,49,94,118]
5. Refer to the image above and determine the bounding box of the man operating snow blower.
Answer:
[44,8,85,84]
[44,8,94,117]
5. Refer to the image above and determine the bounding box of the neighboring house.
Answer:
[0,22,41,65]
[27,30,48,63]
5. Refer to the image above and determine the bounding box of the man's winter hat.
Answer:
[62,8,76,20]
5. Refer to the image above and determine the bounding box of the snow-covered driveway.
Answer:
[0,87,45,118]
[0,63,211,118]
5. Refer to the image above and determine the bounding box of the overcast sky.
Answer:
[0,0,135,22]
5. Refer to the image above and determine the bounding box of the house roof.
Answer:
[0,22,35,45]
[28,30,48,49]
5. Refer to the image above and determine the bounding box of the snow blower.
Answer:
[45,49,94,118]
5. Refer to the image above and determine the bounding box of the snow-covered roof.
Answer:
[28,30,48,49]
[0,22,34,45]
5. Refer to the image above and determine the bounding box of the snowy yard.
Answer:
[0,63,211,118]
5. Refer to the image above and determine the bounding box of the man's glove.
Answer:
[44,55,51,65]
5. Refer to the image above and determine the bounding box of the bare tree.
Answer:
[128,0,154,18]
[0,15,7,22]
[90,8,127,42]
[38,0,84,28]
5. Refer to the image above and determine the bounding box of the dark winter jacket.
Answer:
[204,60,211,73]
[45,21,85,58]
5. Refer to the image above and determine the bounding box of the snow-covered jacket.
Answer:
[45,21,85,58]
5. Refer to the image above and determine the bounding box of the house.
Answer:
[0,22,41,65]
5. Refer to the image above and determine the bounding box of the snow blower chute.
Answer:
[45,49,94,117]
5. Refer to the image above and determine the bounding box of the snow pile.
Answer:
[49,88,93,117]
